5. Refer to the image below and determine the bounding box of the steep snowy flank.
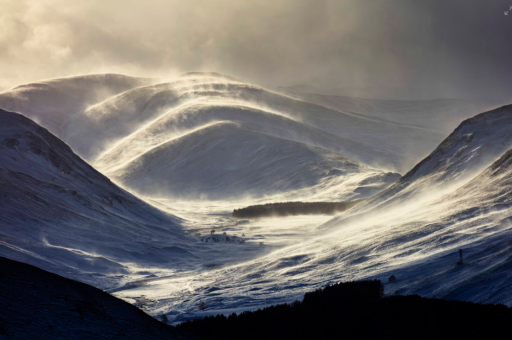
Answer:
[0,256,194,340]
[0,74,154,137]
[0,109,191,288]
[351,104,512,214]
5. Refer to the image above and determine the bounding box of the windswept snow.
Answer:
[0,108,189,288]
[110,104,512,323]
[2,72,512,326]
[0,108,330,293]
[1,72,406,200]
[351,104,512,214]
[0,74,154,138]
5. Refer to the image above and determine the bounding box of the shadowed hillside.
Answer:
[0,256,196,340]
[179,280,512,340]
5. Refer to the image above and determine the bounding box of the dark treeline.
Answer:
[178,280,512,340]
[232,200,363,218]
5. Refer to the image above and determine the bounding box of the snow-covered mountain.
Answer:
[4,72,512,324]
[0,108,193,288]
[110,104,512,321]
[63,73,442,173]
[0,74,154,138]
[1,72,410,200]
[351,104,512,214]
[278,88,499,135]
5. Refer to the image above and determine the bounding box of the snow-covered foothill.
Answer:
[0,108,189,288]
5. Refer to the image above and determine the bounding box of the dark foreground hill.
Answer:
[0,256,196,340]
[179,280,512,340]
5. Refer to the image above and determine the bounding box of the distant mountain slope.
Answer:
[0,74,154,137]
[63,73,441,172]
[350,104,512,213]
[0,256,194,340]
[60,72,443,199]
[279,89,499,134]
[0,109,192,288]
[103,121,399,200]
[1,73,500,202]
[0,72,408,200]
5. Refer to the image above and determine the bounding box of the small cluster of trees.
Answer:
[232,200,364,218]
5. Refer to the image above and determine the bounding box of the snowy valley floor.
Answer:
[107,197,334,323]
[111,157,512,325]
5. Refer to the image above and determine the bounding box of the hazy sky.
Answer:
[1,0,511,99]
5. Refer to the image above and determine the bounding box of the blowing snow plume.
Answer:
[7,72,488,201]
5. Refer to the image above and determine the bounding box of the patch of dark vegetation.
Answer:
[233,200,363,218]
[0,256,196,340]
[178,280,512,340]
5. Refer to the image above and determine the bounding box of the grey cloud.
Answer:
[0,0,511,100]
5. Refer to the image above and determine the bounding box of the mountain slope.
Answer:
[0,74,154,137]
[105,121,399,200]
[0,72,408,200]
[349,104,512,214]
[0,256,194,340]
[0,108,192,288]
[279,90,499,134]
[111,104,512,321]
[126,142,512,321]
[3,72,498,202]
[64,73,442,172]
[59,72,440,199]
[7,72,488,202]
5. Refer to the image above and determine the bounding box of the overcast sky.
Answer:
[1,0,511,99]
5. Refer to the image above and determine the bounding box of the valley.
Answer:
[1,72,512,327]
